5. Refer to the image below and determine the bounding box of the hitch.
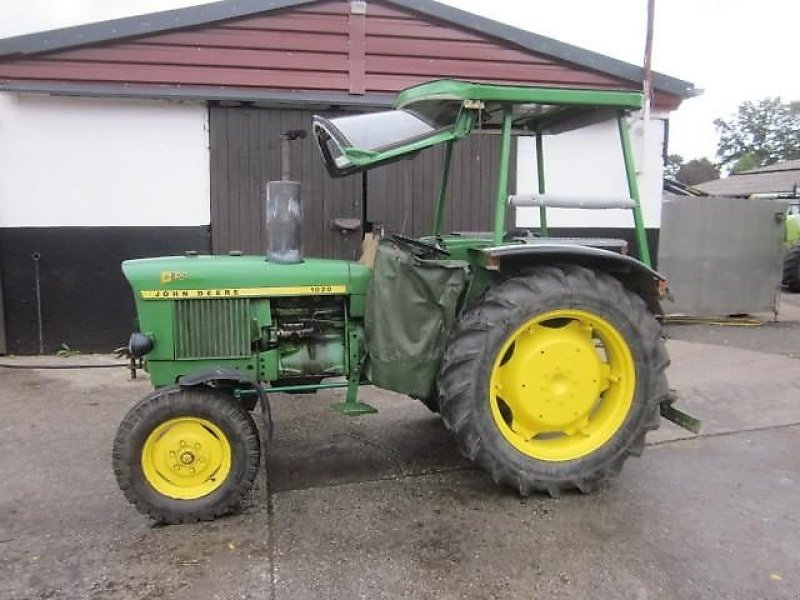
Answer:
[660,391,701,434]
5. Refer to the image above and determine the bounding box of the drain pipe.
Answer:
[32,252,44,354]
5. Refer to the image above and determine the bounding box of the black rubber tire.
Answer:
[418,395,440,414]
[782,245,800,292]
[112,386,261,524]
[437,265,669,497]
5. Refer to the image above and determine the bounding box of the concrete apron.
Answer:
[268,339,800,599]
[0,331,798,599]
[652,338,800,443]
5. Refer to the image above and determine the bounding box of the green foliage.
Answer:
[730,152,762,174]
[714,98,800,170]
[664,154,684,179]
[676,158,720,185]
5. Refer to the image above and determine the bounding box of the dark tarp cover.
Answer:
[365,240,470,400]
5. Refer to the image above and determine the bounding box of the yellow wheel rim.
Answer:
[489,309,636,462]
[141,417,232,500]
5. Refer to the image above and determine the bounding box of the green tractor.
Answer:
[113,79,689,523]
[782,201,800,292]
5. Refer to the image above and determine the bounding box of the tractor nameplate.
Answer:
[140,285,347,300]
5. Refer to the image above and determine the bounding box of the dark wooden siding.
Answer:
[367,133,516,237]
[211,106,515,259]
[211,106,363,259]
[0,0,682,108]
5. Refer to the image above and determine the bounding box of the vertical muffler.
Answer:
[266,130,306,264]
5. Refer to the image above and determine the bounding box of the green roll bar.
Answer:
[314,79,653,265]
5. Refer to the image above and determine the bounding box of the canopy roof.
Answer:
[314,79,644,177]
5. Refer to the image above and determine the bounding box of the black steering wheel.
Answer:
[390,234,450,257]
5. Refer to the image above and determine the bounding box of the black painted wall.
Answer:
[0,227,210,354]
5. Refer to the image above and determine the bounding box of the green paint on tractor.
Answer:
[113,79,697,524]
[782,201,800,291]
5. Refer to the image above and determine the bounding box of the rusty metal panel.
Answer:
[658,195,788,316]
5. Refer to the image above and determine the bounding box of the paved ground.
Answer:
[1,294,800,600]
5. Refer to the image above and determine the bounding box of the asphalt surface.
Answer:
[2,294,800,599]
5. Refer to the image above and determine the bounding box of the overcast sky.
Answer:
[1,0,797,162]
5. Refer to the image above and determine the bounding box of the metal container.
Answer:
[266,180,303,264]
[658,194,788,316]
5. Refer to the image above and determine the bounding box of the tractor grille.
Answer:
[173,298,251,359]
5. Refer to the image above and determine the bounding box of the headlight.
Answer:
[128,332,154,358]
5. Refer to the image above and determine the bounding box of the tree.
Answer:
[714,98,800,170]
[664,154,684,179]
[675,158,720,185]
[730,152,761,174]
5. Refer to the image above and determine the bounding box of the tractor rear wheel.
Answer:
[782,245,800,292]
[113,386,261,523]
[437,265,669,496]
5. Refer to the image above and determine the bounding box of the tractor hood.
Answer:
[122,255,371,300]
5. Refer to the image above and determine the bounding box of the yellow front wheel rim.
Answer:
[489,309,636,462]
[141,417,232,500]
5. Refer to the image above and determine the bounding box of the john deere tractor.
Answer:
[113,79,691,524]
[782,200,800,292]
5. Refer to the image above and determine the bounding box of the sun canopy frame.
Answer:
[312,79,650,265]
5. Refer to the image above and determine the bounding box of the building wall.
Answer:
[514,111,667,260]
[0,92,671,353]
[515,112,666,229]
[0,93,210,227]
[0,93,212,353]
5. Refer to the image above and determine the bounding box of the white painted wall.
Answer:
[515,111,668,229]
[0,93,209,227]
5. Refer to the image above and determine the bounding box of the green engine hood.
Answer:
[122,255,371,300]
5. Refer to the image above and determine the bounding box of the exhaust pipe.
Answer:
[266,130,306,264]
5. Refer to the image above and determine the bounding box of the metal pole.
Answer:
[280,135,291,181]
[643,0,655,110]
[617,112,652,267]
[32,253,44,354]
[493,106,513,245]
[433,139,454,237]
[641,0,656,174]
[535,131,548,236]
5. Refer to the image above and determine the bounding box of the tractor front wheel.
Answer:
[113,387,261,523]
[437,265,669,496]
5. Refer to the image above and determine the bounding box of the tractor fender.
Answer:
[481,243,666,316]
[178,368,273,442]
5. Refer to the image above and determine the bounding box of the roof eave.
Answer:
[0,79,396,107]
